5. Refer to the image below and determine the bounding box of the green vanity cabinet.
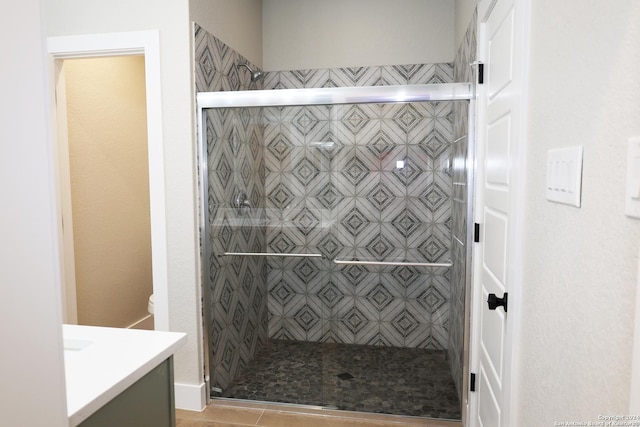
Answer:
[78,357,176,427]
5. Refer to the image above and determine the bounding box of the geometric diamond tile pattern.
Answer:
[197,24,458,393]
[197,24,268,392]
[262,61,454,353]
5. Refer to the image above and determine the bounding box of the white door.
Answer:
[469,0,529,425]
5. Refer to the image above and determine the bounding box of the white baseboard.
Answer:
[126,314,154,330]
[174,382,207,411]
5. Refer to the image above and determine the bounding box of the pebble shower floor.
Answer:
[218,339,461,420]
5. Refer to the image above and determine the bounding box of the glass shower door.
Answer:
[204,105,269,395]
[261,100,456,415]
[261,104,333,405]
[199,84,472,418]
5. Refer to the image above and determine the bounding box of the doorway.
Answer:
[48,31,169,331]
[58,55,153,329]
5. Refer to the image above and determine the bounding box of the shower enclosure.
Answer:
[198,83,474,419]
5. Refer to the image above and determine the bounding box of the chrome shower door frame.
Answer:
[197,83,476,408]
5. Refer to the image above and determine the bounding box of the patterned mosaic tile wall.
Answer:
[450,9,477,400]
[194,24,269,391]
[262,65,456,349]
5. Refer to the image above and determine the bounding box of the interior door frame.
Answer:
[467,0,530,425]
[631,236,640,413]
[47,30,169,331]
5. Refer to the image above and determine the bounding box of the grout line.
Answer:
[254,409,265,426]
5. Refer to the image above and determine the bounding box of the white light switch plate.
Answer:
[626,137,640,219]
[546,146,584,207]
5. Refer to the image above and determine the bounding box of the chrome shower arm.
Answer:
[236,62,263,82]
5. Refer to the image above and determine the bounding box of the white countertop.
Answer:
[63,324,187,427]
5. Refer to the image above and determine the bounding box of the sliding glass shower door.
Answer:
[199,84,472,418]
[203,105,268,393]
[263,101,454,341]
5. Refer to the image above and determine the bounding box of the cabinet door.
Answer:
[79,357,175,427]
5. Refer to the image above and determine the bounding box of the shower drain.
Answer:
[337,372,354,380]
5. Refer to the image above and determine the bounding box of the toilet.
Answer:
[129,294,155,330]
[147,294,154,316]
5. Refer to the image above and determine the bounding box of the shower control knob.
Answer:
[487,292,508,312]
[234,191,252,210]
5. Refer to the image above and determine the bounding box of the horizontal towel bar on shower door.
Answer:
[333,259,452,267]
[223,252,323,258]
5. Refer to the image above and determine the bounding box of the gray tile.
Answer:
[331,67,381,87]
[305,68,332,88]
[278,70,306,89]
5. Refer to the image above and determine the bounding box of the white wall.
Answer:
[518,0,640,424]
[0,1,68,425]
[455,0,476,51]
[191,0,454,71]
[262,0,455,71]
[45,0,205,409]
[189,0,263,69]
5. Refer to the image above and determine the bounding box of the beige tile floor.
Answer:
[176,400,462,427]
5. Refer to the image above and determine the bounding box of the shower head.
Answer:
[236,62,264,82]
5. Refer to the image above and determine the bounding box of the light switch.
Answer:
[546,146,584,207]
[626,137,640,219]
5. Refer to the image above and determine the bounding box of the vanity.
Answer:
[63,324,187,427]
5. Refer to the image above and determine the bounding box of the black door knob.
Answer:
[487,292,508,312]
